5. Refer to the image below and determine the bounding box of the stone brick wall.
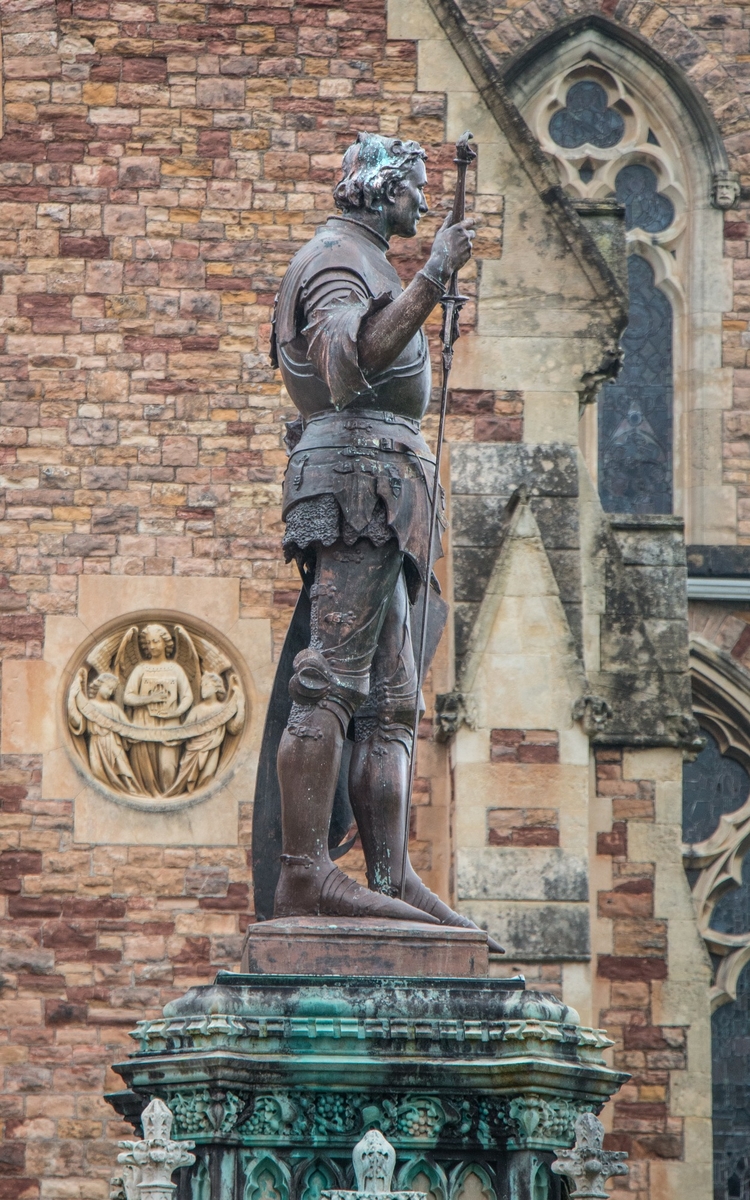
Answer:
[594,748,692,1199]
[0,2,509,1199]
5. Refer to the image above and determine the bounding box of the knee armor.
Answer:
[288,648,369,736]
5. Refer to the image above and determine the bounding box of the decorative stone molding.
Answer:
[131,1010,613,1060]
[114,1098,196,1200]
[322,1130,425,1200]
[155,1086,601,1153]
[551,1112,628,1198]
[65,614,246,807]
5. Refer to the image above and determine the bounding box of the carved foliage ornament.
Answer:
[551,1112,627,1199]
[113,1098,195,1200]
[163,1086,596,1152]
[66,617,246,805]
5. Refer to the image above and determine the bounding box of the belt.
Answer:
[294,409,433,464]
[303,408,423,435]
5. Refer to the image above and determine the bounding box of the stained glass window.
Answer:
[549,80,625,148]
[682,730,750,1200]
[598,254,673,514]
[683,730,749,846]
[615,164,674,233]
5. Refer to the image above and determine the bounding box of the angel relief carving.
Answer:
[67,620,246,802]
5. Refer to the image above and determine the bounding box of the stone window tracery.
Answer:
[525,60,686,516]
[510,22,736,542]
[685,639,750,1200]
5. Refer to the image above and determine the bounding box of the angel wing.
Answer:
[86,630,126,675]
[113,626,141,684]
[173,625,201,702]
[191,632,232,676]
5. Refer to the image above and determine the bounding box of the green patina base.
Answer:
[108,973,627,1200]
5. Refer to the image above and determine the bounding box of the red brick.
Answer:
[623,1025,684,1050]
[490,729,525,745]
[0,1179,39,1200]
[45,1000,88,1026]
[0,616,44,641]
[597,822,627,856]
[199,883,251,911]
[0,1145,26,1174]
[0,851,42,891]
[8,896,62,919]
[474,415,523,442]
[598,955,668,981]
[517,743,559,763]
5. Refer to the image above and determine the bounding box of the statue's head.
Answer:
[91,671,118,700]
[139,623,173,661]
[334,132,428,237]
[200,671,225,701]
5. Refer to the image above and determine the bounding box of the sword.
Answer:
[400,131,477,899]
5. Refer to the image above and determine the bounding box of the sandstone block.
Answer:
[102,206,146,236]
[118,158,161,187]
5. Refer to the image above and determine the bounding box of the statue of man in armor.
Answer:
[264,131,500,949]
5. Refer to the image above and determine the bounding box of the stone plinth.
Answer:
[241,917,490,977]
[108,973,628,1200]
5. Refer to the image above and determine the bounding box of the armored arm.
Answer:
[357,216,474,375]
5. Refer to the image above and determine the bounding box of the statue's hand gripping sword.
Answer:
[400,131,477,899]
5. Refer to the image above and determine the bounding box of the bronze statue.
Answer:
[254,132,501,951]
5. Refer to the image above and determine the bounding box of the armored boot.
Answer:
[274,701,438,925]
[349,732,505,953]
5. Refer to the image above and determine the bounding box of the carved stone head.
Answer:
[713,170,740,210]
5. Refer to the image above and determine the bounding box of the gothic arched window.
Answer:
[508,22,734,540]
[525,62,685,515]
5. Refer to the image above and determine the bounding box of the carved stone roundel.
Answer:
[66,615,247,808]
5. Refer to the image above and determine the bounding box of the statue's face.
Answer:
[97,678,115,700]
[143,627,167,660]
[201,675,220,700]
[386,158,429,238]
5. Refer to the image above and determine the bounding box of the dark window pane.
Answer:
[615,163,674,233]
[712,963,750,1200]
[598,254,673,513]
[683,728,749,846]
[683,728,750,1200]
[549,80,625,149]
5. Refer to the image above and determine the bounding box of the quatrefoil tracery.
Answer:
[524,61,687,283]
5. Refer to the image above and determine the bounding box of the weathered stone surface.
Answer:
[459,903,591,961]
[240,917,490,977]
[457,848,588,902]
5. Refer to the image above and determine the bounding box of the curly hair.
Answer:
[333,132,427,213]
[90,671,118,698]
[138,623,174,659]
[201,671,226,701]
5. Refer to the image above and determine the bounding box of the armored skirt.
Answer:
[281,408,443,596]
